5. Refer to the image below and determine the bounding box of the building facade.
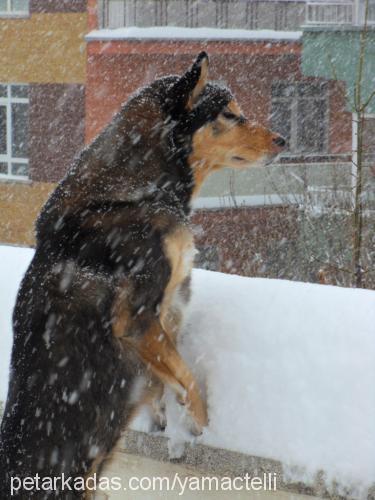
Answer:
[97,0,307,31]
[0,0,87,245]
[2,0,372,282]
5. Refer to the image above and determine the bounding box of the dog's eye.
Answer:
[222,111,238,120]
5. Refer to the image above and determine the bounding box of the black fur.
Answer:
[0,54,232,499]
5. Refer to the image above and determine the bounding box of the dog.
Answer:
[0,52,285,498]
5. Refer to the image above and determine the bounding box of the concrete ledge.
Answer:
[119,430,281,481]
[112,430,367,499]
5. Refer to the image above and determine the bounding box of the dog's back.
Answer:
[0,80,180,499]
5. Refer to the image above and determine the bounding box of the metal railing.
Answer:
[99,0,375,30]
[99,0,306,31]
[306,1,353,23]
[306,0,375,25]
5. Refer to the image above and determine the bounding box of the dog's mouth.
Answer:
[230,151,281,168]
[231,156,246,163]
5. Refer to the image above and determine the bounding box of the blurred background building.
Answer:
[0,0,87,244]
[1,0,374,285]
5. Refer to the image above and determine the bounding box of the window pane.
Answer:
[0,85,6,98]
[11,0,29,12]
[11,163,28,176]
[0,163,7,175]
[297,99,326,153]
[0,0,7,12]
[195,246,220,271]
[363,117,375,154]
[0,106,6,155]
[271,82,296,98]
[298,82,327,98]
[11,102,28,157]
[271,100,292,149]
[108,0,125,28]
[11,84,28,98]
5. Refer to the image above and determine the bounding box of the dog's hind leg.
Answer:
[147,378,167,431]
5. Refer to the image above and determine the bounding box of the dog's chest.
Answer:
[159,224,195,337]
[163,225,195,287]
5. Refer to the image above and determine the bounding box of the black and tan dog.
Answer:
[0,53,285,498]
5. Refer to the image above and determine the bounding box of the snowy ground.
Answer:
[1,245,374,496]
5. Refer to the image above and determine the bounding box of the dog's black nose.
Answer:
[273,135,286,148]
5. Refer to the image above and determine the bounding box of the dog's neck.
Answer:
[187,154,221,199]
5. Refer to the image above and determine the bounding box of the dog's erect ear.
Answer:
[167,52,209,117]
[187,52,209,109]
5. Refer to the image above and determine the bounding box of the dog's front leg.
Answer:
[122,321,207,435]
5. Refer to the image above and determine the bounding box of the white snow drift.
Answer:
[1,245,374,495]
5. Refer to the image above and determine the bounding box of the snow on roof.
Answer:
[86,26,303,42]
[1,245,374,495]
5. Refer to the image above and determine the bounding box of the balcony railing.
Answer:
[98,0,375,30]
[98,0,306,31]
[306,0,375,25]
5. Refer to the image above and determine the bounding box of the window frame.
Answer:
[0,0,29,17]
[0,84,29,181]
[363,112,375,155]
[271,81,329,157]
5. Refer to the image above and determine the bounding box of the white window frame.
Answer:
[0,0,29,16]
[306,0,375,26]
[0,84,29,181]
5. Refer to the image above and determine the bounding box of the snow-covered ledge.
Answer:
[85,27,303,42]
[1,247,375,499]
[122,270,375,499]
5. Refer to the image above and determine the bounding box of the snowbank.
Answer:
[0,245,34,403]
[86,27,302,41]
[164,270,375,495]
[1,245,374,495]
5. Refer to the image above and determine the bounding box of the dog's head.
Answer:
[164,52,286,195]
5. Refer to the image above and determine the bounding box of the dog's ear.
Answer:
[186,52,209,110]
[167,52,209,117]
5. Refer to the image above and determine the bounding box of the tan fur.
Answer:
[125,377,166,427]
[109,224,204,433]
[111,225,194,342]
[111,284,131,338]
[160,226,195,339]
[122,320,207,432]
[189,99,284,197]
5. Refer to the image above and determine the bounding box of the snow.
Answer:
[86,27,302,42]
[0,245,34,403]
[1,245,374,495]
[161,270,375,495]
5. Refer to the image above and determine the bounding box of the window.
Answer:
[195,245,220,272]
[363,114,375,155]
[271,81,328,155]
[0,84,29,180]
[0,0,29,15]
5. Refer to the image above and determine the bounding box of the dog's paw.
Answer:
[188,417,205,436]
[177,390,208,436]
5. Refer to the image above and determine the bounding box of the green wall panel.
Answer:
[302,27,375,113]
